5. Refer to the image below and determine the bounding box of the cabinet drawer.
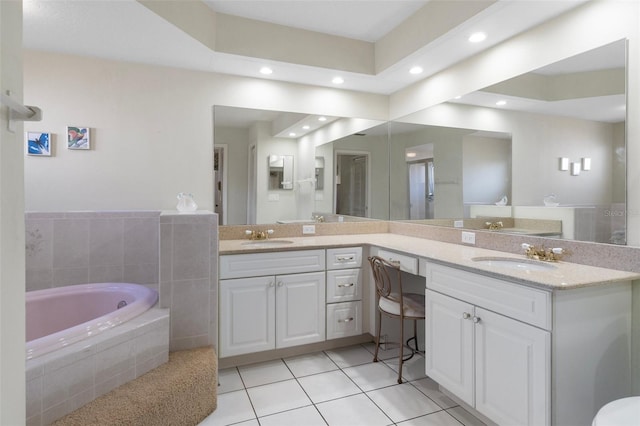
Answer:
[374,249,418,275]
[327,301,362,339]
[326,247,362,270]
[426,262,551,330]
[220,249,325,279]
[327,269,362,303]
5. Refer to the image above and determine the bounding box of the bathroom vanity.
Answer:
[218,233,639,426]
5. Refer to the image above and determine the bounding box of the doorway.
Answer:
[213,145,227,225]
[335,152,369,218]
[408,159,434,220]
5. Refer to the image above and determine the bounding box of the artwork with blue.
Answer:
[67,126,90,149]
[27,132,51,156]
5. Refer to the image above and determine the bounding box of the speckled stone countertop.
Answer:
[219,233,640,291]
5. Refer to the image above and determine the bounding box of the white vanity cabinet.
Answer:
[326,247,363,339]
[219,250,326,357]
[426,262,551,425]
[425,261,632,426]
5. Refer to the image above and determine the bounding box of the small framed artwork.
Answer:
[26,131,52,156]
[67,126,90,150]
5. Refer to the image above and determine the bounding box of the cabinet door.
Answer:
[474,307,550,426]
[219,277,275,357]
[276,272,326,348]
[425,290,474,406]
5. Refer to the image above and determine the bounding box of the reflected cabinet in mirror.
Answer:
[393,39,627,245]
[213,39,626,245]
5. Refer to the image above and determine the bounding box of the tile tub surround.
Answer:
[160,212,218,351]
[25,211,160,292]
[25,210,219,352]
[26,308,169,426]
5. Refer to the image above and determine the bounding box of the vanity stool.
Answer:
[368,256,426,384]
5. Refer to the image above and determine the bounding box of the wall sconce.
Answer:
[571,162,581,176]
[582,157,591,171]
[559,157,569,171]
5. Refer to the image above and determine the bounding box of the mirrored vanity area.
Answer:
[214,39,627,247]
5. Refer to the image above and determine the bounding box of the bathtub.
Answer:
[26,282,158,360]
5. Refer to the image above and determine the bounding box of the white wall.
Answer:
[0,2,26,424]
[23,51,388,212]
[463,135,511,205]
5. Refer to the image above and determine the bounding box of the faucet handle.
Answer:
[267,229,274,235]
[245,230,253,236]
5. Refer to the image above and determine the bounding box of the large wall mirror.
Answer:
[213,39,627,245]
[392,39,627,245]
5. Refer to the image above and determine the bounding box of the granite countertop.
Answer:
[219,233,640,291]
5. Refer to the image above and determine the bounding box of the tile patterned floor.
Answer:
[200,343,486,426]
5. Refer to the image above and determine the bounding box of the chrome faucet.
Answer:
[485,221,504,230]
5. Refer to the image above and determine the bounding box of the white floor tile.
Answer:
[246,379,312,417]
[343,362,400,391]
[363,341,405,361]
[325,345,374,368]
[297,370,362,403]
[238,359,293,388]
[383,354,427,382]
[259,405,327,426]
[284,351,338,377]
[316,393,393,426]
[367,383,442,423]
[199,390,255,425]
[217,367,244,394]
[447,407,487,426]
[411,377,457,410]
[398,410,464,426]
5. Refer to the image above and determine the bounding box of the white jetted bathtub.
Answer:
[25,283,169,425]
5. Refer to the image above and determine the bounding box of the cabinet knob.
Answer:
[473,316,481,324]
[462,312,471,319]
[277,281,283,287]
[269,282,274,287]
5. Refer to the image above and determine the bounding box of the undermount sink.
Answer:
[471,256,557,271]
[241,239,294,246]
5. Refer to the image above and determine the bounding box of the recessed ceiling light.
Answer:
[468,32,487,43]
[332,77,344,84]
[496,100,507,106]
[409,66,423,75]
[288,132,296,137]
[318,116,327,122]
[302,125,310,130]
[260,66,273,75]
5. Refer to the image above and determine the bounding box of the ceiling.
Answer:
[22,0,588,95]
[23,0,624,128]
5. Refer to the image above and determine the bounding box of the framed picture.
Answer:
[67,126,90,150]
[26,132,52,156]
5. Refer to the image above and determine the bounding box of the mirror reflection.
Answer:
[393,39,627,245]
[268,155,294,190]
[213,39,626,245]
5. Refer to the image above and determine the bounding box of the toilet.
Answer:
[592,397,640,426]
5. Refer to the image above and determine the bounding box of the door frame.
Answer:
[214,144,228,225]
[334,150,371,218]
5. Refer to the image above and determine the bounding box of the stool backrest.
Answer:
[368,256,403,299]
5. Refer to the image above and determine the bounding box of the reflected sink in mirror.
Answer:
[241,239,294,246]
[471,256,557,271]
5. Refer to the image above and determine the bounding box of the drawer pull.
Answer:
[473,316,481,324]
[338,317,354,323]
[462,312,471,320]
[337,256,355,262]
[338,283,355,288]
